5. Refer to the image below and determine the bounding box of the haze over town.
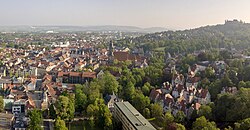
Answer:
[1,0,250,29]
[1,1,250,130]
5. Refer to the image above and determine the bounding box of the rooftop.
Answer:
[115,102,156,130]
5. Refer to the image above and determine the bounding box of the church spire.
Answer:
[109,40,114,57]
[108,40,114,64]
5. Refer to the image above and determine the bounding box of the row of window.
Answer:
[114,107,135,130]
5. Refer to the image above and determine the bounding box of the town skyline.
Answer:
[1,0,250,29]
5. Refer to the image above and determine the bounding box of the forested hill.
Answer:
[117,20,250,54]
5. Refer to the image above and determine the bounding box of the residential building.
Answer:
[12,99,26,115]
[114,102,156,130]
[0,113,14,130]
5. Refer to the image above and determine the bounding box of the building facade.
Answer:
[114,102,156,130]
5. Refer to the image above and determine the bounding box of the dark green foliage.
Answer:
[164,112,175,129]
[215,88,250,122]
[98,72,119,95]
[49,104,56,119]
[75,84,88,113]
[234,118,250,130]
[97,104,113,130]
[192,116,219,130]
[86,100,113,130]
[208,80,222,101]
[205,67,215,79]
[174,111,186,124]
[150,103,163,118]
[141,82,151,96]
[131,91,150,113]
[0,96,3,112]
[198,105,212,120]
[55,95,75,121]
[54,118,68,130]
[123,81,135,101]
[118,21,250,55]
[142,108,151,119]
[28,109,43,130]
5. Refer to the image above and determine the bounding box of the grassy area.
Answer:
[68,121,103,130]
[154,47,165,52]
[149,117,164,130]
[147,117,156,121]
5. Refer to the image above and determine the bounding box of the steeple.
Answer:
[108,40,114,64]
[109,40,114,57]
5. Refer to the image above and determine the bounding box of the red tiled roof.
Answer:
[113,51,144,62]
[58,72,69,77]
[201,89,208,98]
[176,84,184,93]
[193,103,201,110]
[191,77,201,83]
[82,72,96,78]
[69,72,81,77]
[149,89,161,101]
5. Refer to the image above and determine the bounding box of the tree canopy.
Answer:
[28,109,43,130]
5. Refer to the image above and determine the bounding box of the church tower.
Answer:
[108,40,114,63]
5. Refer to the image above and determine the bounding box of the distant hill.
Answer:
[117,20,250,53]
[0,25,168,33]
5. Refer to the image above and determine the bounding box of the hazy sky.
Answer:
[1,0,250,29]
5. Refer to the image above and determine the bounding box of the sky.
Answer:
[0,0,250,29]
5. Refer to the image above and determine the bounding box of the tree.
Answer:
[234,118,250,130]
[198,105,212,120]
[28,109,43,130]
[144,66,163,86]
[176,123,186,130]
[55,95,75,121]
[167,122,186,130]
[227,69,238,85]
[238,81,246,88]
[142,108,151,119]
[131,92,150,113]
[208,80,222,101]
[54,118,68,130]
[205,67,215,79]
[75,84,87,113]
[192,116,219,130]
[175,111,186,124]
[123,81,135,101]
[243,65,250,81]
[215,88,250,122]
[150,103,163,118]
[88,82,101,104]
[220,50,232,60]
[226,88,250,121]
[97,104,113,130]
[48,104,56,119]
[142,82,151,96]
[99,72,119,95]
[0,96,3,112]
[221,75,234,87]
[86,104,99,117]
[132,68,145,87]
[182,54,197,65]
[215,93,235,121]
[164,112,174,129]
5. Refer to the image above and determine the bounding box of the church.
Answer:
[108,41,148,68]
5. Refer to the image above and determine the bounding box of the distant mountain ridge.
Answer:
[0,25,168,33]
